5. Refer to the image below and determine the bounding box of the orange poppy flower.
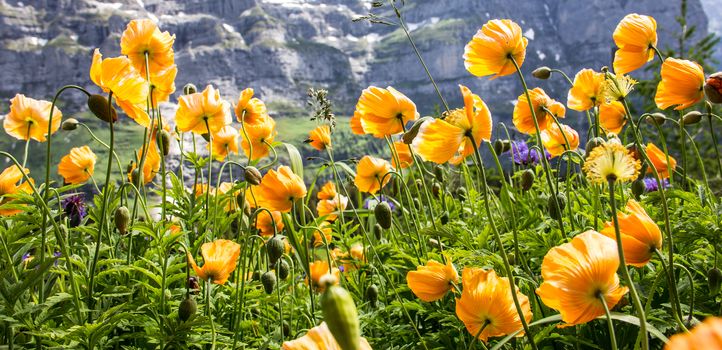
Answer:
[312,222,333,247]
[0,166,33,216]
[306,125,332,151]
[208,125,239,161]
[217,182,243,212]
[406,258,458,302]
[308,260,340,291]
[120,19,175,75]
[317,181,338,200]
[540,123,579,158]
[254,166,307,213]
[148,64,177,103]
[90,49,149,126]
[58,146,97,185]
[187,239,241,285]
[512,87,565,135]
[235,88,268,125]
[567,69,606,111]
[255,210,284,237]
[536,230,628,326]
[175,85,231,134]
[281,322,373,350]
[355,86,418,137]
[354,156,392,194]
[463,19,528,79]
[392,141,414,169]
[241,116,276,161]
[646,143,676,179]
[599,101,627,134]
[456,268,532,343]
[350,111,366,135]
[601,199,662,267]
[194,183,212,198]
[612,14,657,75]
[3,94,62,142]
[128,142,161,185]
[655,58,705,110]
[665,317,722,349]
[413,85,492,164]
[316,194,348,221]
[349,243,365,262]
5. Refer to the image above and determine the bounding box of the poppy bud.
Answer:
[520,169,535,191]
[433,165,445,183]
[413,198,420,210]
[705,73,722,104]
[277,259,290,280]
[261,271,276,294]
[493,139,511,155]
[644,113,666,126]
[455,186,467,201]
[415,179,423,190]
[532,66,552,79]
[365,284,379,308]
[62,118,79,131]
[114,206,130,235]
[682,111,702,126]
[428,238,445,250]
[130,168,142,187]
[374,202,392,229]
[440,211,449,225]
[432,182,441,198]
[708,267,722,295]
[87,94,118,123]
[585,137,606,155]
[402,117,431,144]
[321,280,362,350]
[183,83,197,95]
[178,297,197,321]
[266,236,285,264]
[632,179,646,199]
[548,193,566,220]
[373,223,383,240]
[157,130,171,156]
[244,166,262,186]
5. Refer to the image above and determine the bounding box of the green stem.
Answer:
[468,320,490,350]
[599,292,618,350]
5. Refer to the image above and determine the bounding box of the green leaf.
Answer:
[283,142,304,179]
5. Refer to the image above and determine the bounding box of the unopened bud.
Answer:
[183,83,197,95]
[455,186,467,201]
[708,267,722,295]
[493,139,511,155]
[585,137,606,155]
[261,271,276,294]
[114,206,130,235]
[532,66,552,80]
[244,166,262,186]
[432,182,441,198]
[365,284,379,307]
[321,283,361,350]
[548,193,566,220]
[646,113,666,126]
[158,130,171,156]
[87,94,118,123]
[62,118,79,131]
[520,169,535,191]
[178,297,197,322]
[632,179,646,199]
[277,259,290,280]
[682,111,702,125]
[266,236,285,264]
[433,165,445,183]
[705,73,722,104]
[374,202,392,229]
[402,117,431,144]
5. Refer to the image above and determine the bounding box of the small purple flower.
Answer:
[363,195,396,211]
[509,141,550,166]
[53,251,61,266]
[62,194,86,227]
[643,178,670,192]
[22,252,32,262]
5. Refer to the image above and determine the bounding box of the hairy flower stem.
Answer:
[598,292,618,350]
[510,57,566,237]
[468,320,490,350]
[87,91,115,323]
[608,179,648,350]
[204,119,213,233]
[470,135,537,350]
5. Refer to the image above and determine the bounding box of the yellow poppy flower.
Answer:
[120,19,175,75]
[512,87,565,135]
[567,69,606,111]
[255,166,307,213]
[655,58,705,110]
[187,239,241,285]
[308,260,340,292]
[599,101,627,134]
[406,258,458,302]
[540,123,579,158]
[413,85,492,164]
[241,116,276,161]
[306,125,332,151]
[392,141,414,169]
[317,181,338,200]
[208,125,239,161]
[665,317,722,349]
[350,111,366,135]
[58,146,97,185]
[463,19,528,79]
[646,143,676,179]
[235,88,268,125]
[148,64,177,103]
[175,85,231,134]
[255,210,284,238]
[456,268,532,343]
[612,14,657,75]
[536,230,628,326]
[354,156,392,194]
[601,199,662,267]
[583,138,640,183]
[312,222,333,247]
[128,142,161,185]
[355,86,418,137]
[90,49,149,126]
[316,194,348,221]
[281,322,373,350]
[3,94,62,142]
[0,166,33,217]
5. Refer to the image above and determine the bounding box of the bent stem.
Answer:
[599,291,618,350]
[468,320,490,350]
[607,178,648,350]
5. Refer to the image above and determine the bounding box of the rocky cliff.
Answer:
[0,0,712,129]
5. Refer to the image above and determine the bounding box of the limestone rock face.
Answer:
[0,0,711,124]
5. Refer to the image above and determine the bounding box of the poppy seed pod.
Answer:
[493,139,511,155]
[374,202,392,229]
[244,166,262,186]
[157,130,171,156]
[548,193,567,220]
[705,73,722,104]
[321,280,362,350]
[402,117,432,144]
[114,206,130,235]
[61,118,79,131]
[455,186,467,201]
[365,284,379,308]
[532,66,552,79]
[585,137,606,155]
[708,267,722,295]
[261,271,276,294]
[178,297,197,322]
[266,236,285,264]
[520,169,535,191]
[682,111,703,126]
[183,83,197,95]
[277,259,290,280]
[87,94,118,123]
[631,179,646,199]
[646,113,667,126]
[373,223,383,240]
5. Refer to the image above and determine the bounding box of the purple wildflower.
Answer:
[62,194,86,227]
[509,141,550,166]
[643,178,670,192]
